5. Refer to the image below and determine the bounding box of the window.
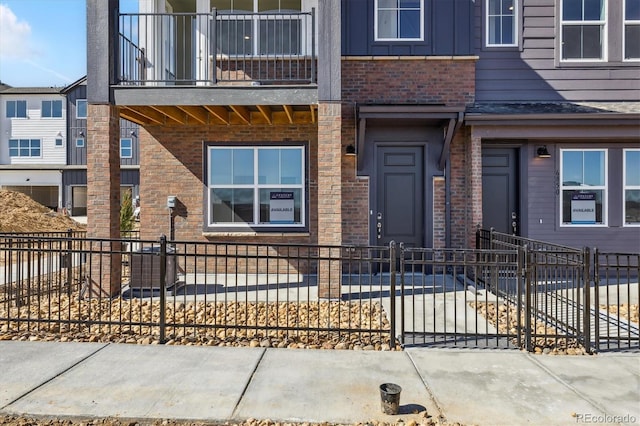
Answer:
[213,0,303,56]
[207,145,305,229]
[55,138,63,147]
[9,139,41,157]
[561,0,606,60]
[76,138,85,148]
[560,149,607,226]
[42,100,63,118]
[624,149,640,225]
[486,0,517,46]
[6,100,27,118]
[120,138,133,158]
[624,0,640,60]
[76,100,87,118]
[375,0,423,41]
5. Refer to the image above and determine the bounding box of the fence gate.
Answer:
[397,246,524,349]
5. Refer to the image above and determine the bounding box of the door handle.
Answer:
[511,211,518,235]
[376,213,382,239]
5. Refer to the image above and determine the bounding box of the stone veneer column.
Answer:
[468,131,483,248]
[317,102,342,299]
[86,104,121,297]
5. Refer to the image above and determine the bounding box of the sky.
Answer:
[0,0,138,88]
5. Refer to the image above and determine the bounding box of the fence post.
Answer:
[389,241,396,350]
[593,248,600,352]
[583,247,592,354]
[523,244,532,352]
[66,229,73,293]
[159,235,167,344]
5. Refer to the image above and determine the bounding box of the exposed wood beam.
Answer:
[125,106,165,125]
[256,105,273,125]
[230,105,251,125]
[120,108,151,126]
[178,105,209,125]
[203,105,230,124]
[150,105,186,124]
[283,105,294,124]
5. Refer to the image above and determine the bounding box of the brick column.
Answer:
[86,104,121,297]
[467,131,483,249]
[317,102,342,299]
[433,177,446,249]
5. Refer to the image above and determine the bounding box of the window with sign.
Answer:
[375,0,423,41]
[560,149,607,226]
[624,149,640,225]
[207,145,306,230]
[560,0,606,61]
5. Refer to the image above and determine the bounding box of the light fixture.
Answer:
[78,131,85,137]
[130,130,137,137]
[537,145,551,158]
[345,144,356,156]
[56,131,63,138]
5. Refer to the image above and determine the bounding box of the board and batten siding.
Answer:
[474,0,640,102]
[0,94,67,165]
[342,0,474,56]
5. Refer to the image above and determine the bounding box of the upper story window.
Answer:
[76,100,88,119]
[375,0,424,41]
[120,138,133,158]
[486,0,518,47]
[624,0,640,60]
[213,0,303,56]
[6,100,27,118]
[624,149,640,225]
[9,139,41,157]
[207,145,306,229]
[560,149,607,226]
[561,0,606,61]
[42,100,63,118]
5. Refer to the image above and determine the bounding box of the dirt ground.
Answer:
[0,190,86,233]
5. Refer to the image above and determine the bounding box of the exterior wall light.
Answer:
[537,146,551,158]
[345,144,356,156]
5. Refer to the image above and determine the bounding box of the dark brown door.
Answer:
[482,148,519,235]
[375,146,425,248]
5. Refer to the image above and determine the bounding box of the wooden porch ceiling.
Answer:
[119,104,318,126]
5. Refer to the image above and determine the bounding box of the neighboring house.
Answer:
[61,77,140,218]
[0,86,67,210]
[85,0,639,286]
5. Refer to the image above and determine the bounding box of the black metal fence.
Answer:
[0,231,637,353]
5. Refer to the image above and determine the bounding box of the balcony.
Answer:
[119,10,316,86]
[115,10,318,126]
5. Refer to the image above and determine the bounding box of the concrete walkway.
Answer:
[0,341,638,425]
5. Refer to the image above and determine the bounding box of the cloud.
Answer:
[0,4,36,60]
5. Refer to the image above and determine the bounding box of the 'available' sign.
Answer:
[571,192,596,224]
[269,192,294,223]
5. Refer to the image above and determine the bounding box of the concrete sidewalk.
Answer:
[0,341,638,426]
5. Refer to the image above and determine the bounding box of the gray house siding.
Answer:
[474,0,640,102]
[341,0,473,56]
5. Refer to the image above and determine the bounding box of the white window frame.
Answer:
[623,0,640,61]
[76,138,85,148]
[41,100,63,118]
[485,0,519,47]
[206,145,306,229]
[560,0,608,62]
[6,100,27,118]
[374,0,424,42]
[76,99,88,119]
[560,148,608,227]
[8,139,41,158]
[623,148,640,226]
[120,138,133,159]
[55,138,64,147]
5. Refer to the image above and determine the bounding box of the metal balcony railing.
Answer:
[118,9,316,86]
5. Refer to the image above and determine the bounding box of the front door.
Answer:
[375,146,425,249]
[482,148,519,235]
